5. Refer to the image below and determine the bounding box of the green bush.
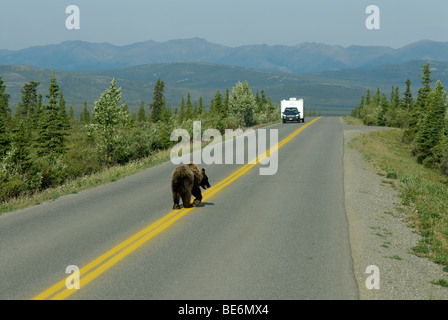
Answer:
[35,156,68,189]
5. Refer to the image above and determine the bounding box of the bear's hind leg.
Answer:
[181,190,192,208]
[172,190,181,210]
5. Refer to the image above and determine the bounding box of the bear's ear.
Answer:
[202,168,205,173]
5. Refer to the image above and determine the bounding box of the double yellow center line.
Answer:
[32,117,321,300]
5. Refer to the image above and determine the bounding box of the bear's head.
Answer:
[200,168,211,190]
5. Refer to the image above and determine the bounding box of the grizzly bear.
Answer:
[171,163,211,209]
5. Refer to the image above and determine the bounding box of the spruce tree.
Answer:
[365,89,372,105]
[13,102,24,128]
[161,103,172,122]
[377,93,389,126]
[213,90,224,116]
[402,78,413,110]
[69,106,76,125]
[352,96,365,118]
[34,94,44,129]
[19,81,40,126]
[59,92,70,130]
[260,89,267,113]
[185,93,193,120]
[373,87,381,106]
[35,73,67,157]
[390,86,400,109]
[193,101,198,118]
[150,79,165,123]
[80,101,91,124]
[137,99,146,123]
[198,97,204,116]
[179,97,185,122]
[403,63,434,144]
[414,80,447,165]
[0,76,11,158]
[417,62,434,112]
[11,119,32,174]
[224,88,230,116]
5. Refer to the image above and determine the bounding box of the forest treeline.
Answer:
[0,75,280,203]
[351,62,448,176]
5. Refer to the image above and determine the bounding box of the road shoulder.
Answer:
[342,119,448,300]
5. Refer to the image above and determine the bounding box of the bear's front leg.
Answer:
[192,186,203,206]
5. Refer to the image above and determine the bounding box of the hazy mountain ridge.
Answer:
[2,38,448,73]
[2,59,448,116]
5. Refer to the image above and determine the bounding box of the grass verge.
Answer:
[0,149,171,215]
[342,116,364,126]
[349,128,448,268]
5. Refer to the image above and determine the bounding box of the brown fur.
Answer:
[171,163,210,209]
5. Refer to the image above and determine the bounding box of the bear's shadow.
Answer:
[191,202,214,208]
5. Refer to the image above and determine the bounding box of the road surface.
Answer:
[0,116,359,300]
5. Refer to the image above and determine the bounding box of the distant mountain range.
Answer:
[1,38,448,73]
[2,59,447,116]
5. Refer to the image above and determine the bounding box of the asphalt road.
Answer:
[0,116,359,300]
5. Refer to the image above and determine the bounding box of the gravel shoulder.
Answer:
[342,118,448,300]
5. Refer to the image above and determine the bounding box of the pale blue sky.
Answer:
[1,0,447,50]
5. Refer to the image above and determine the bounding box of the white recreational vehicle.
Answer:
[281,98,304,123]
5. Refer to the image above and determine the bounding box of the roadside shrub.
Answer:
[35,155,68,189]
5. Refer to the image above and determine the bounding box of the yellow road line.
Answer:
[32,117,321,300]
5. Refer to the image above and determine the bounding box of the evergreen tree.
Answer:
[352,96,365,118]
[377,93,389,126]
[212,90,224,116]
[11,119,32,174]
[69,106,76,125]
[0,76,11,158]
[265,97,278,123]
[34,94,44,129]
[373,86,381,106]
[417,62,434,112]
[137,99,146,122]
[12,102,24,128]
[365,89,372,105]
[80,101,91,124]
[59,92,70,130]
[260,89,267,112]
[185,93,193,120]
[403,63,434,144]
[402,78,413,110]
[15,81,40,128]
[35,73,67,157]
[193,101,198,118]
[414,80,447,165]
[161,103,172,122]
[224,88,230,116]
[179,97,185,122]
[198,97,204,116]
[390,86,400,109]
[150,79,165,123]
